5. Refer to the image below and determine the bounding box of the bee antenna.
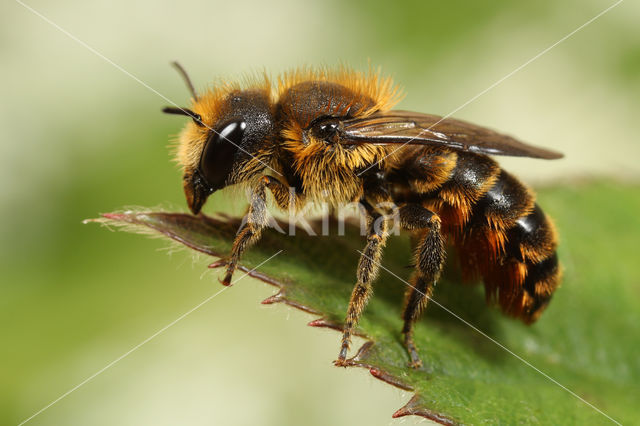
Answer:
[171,61,199,101]
[162,106,204,127]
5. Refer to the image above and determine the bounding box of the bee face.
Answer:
[174,88,275,214]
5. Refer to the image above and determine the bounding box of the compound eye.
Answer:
[199,120,246,190]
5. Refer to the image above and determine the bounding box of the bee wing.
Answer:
[339,110,563,159]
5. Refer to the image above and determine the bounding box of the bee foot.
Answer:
[407,358,423,369]
[404,333,423,369]
[334,345,350,367]
[333,357,349,367]
[208,259,228,269]
[219,264,236,286]
[219,271,234,286]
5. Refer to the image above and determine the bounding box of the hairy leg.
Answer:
[398,204,445,368]
[222,176,297,285]
[335,206,388,365]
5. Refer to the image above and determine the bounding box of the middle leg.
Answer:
[335,205,389,366]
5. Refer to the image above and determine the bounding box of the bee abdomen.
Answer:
[455,170,560,322]
[470,170,534,230]
[504,205,561,321]
[506,203,557,263]
[458,169,534,258]
[431,151,501,231]
[521,252,560,321]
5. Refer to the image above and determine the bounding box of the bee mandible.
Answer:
[163,63,563,368]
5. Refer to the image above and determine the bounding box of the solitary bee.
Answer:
[164,63,562,368]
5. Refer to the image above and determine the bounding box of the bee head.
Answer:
[164,63,274,214]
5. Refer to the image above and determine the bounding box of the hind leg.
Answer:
[398,204,445,368]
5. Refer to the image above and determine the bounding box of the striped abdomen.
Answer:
[400,147,561,322]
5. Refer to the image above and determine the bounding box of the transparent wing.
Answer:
[339,110,563,159]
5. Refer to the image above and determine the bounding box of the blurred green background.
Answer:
[1,0,638,425]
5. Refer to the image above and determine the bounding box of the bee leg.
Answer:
[402,276,435,368]
[335,209,389,366]
[399,204,445,369]
[222,183,267,285]
[261,176,299,210]
[223,176,296,285]
[222,176,299,285]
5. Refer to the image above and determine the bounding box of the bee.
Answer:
[163,63,563,368]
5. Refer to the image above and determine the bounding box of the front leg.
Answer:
[335,204,389,366]
[222,176,295,285]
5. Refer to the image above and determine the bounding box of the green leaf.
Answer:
[90,182,639,424]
